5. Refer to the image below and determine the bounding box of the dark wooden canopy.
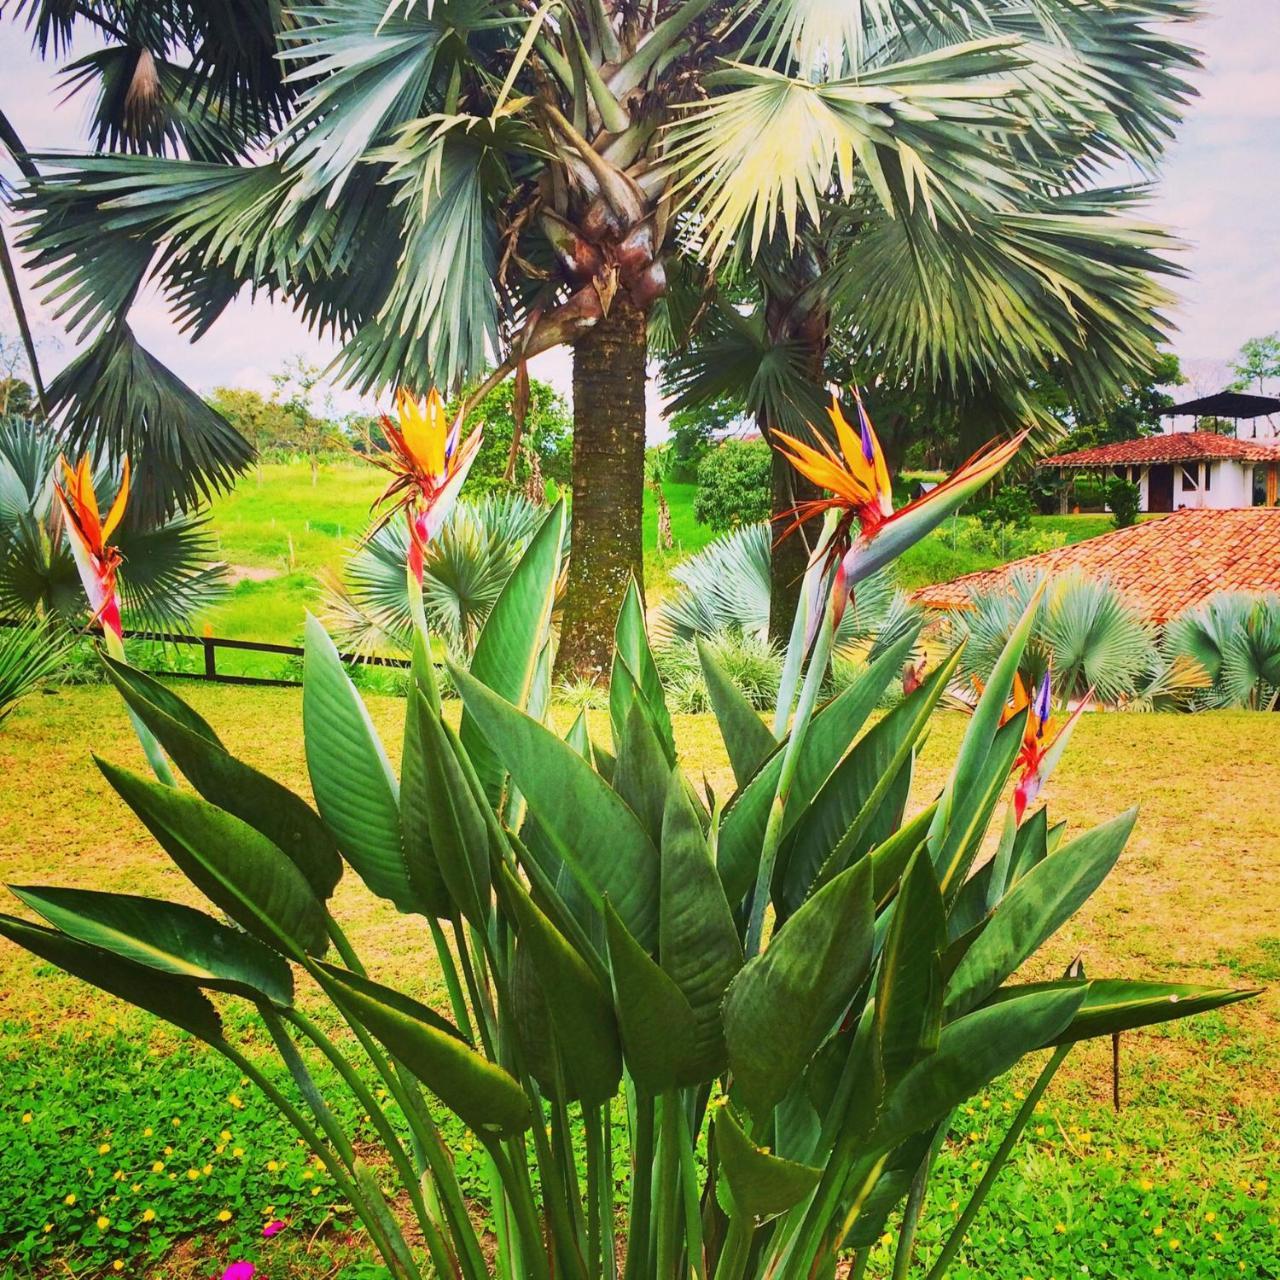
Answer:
[1163,391,1280,420]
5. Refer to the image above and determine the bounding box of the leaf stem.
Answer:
[923,1044,1073,1280]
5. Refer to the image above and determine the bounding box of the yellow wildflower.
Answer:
[112,1261,124,1272]
[98,1143,111,1155]
[186,1169,199,1181]
[151,1162,164,1174]
[233,1148,245,1159]
[143,1127,152,1137]
[64,1194,76,1207]
[22,1112,33,1124]
[267,1160,279,1172]
[42,1224,53,1234]
[217,1210,232,1223]
[220,1130,232,1142]
[142,1210,156,1223]
[97,1216,110,1231]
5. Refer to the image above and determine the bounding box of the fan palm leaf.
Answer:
[946,569,1156,705]
[1165,592,1280,711]
[0,418,227,631]
[329,493,554,656]
[654,520,917,653]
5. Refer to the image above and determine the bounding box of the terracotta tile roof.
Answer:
[1040,431,1280,468]
[913,509,1280,623]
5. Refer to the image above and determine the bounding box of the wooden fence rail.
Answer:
[1,619,410,689]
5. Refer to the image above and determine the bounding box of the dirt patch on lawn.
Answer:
[226,563,281,586]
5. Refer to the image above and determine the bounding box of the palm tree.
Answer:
[5,0,1197,668]
[1165,592,1280,711]
[660,1,1198,636]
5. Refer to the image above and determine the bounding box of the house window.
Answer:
[1180,464,1200,492]
[1204,462,1212,491]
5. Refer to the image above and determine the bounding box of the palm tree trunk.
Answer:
[768,444,818,644]
[557,298,648,681]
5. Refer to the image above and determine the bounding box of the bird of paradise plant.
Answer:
[53,454,131,655]
[366,388,482,637]
[745,390,1029,953]
[53,453,175,784]
[2,420,1256,1280]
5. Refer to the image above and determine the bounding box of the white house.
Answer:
[1039,431,1280,513]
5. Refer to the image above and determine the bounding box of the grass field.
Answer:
[1,684,1276,1279]
[186,462,1117,674]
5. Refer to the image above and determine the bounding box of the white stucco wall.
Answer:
[1132,460,1255,510]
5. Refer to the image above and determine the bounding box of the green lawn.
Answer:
[188,463,1128,665]
[1,685,1276,1279]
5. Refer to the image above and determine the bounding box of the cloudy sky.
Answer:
[1,0,1277,426]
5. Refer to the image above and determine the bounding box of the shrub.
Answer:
[975,485,1035,530]
[946,570,1158,706]
[693,440,772,531]
[1164,591,1280,710]
[1106,476,1141,528]
[2,522,1252,1280]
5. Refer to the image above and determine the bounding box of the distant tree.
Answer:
[0,334,38,418]
[444,377,571,497]
[269,357,346,485]
[0,378,35,418]
[665,400,740,483]
[1229,333,1280,395]
[694,441,772,532]
[204,387,299,456]
[1053,351,1184,452]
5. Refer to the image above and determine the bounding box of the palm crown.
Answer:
[4,0,1199,658]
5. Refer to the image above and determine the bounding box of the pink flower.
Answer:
[262,1220,286,1239]
[221,1263,254,1280]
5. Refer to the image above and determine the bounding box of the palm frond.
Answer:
[654,520,916,652]
[665,40,1029,263]
[1165,592,1280,711]
[329,493,553,655]
[0,619,69,724]
[0,417,227,629]
[947,569,1157,705]
[828,188,1183,414]
[59,44,273,161]
[46,325,253,522]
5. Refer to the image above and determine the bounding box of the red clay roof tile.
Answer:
[913,508,1280,623]
[1041,432,1280,468]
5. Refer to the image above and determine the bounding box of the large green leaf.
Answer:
[0,912,222,1041]
[779,651,958,915]
[9,886,293,1006]
[319,963,531,1137]
[946,808,1137,1019]
[877,986,1086,1145]
[604,899,697,1096]
[104,656,343,901]
[724,857,874,1121]
[613,699,674,847]
[659,775,744,1081]
[399,638,451,918]
[409,691,492,927]
[500,866,621,1105]
[100,658,220,744]
[874,849,945,1082]
[929,592,1040,891]
[715,1104,821,1223]
[611,578,675,764]
[303,614,414,912]
[718,633,915,903]
[451,665,660,950]
[985,979,1260,1047]
[460,501,566,805]
[97,759,329,957]
[697,638,776,788]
